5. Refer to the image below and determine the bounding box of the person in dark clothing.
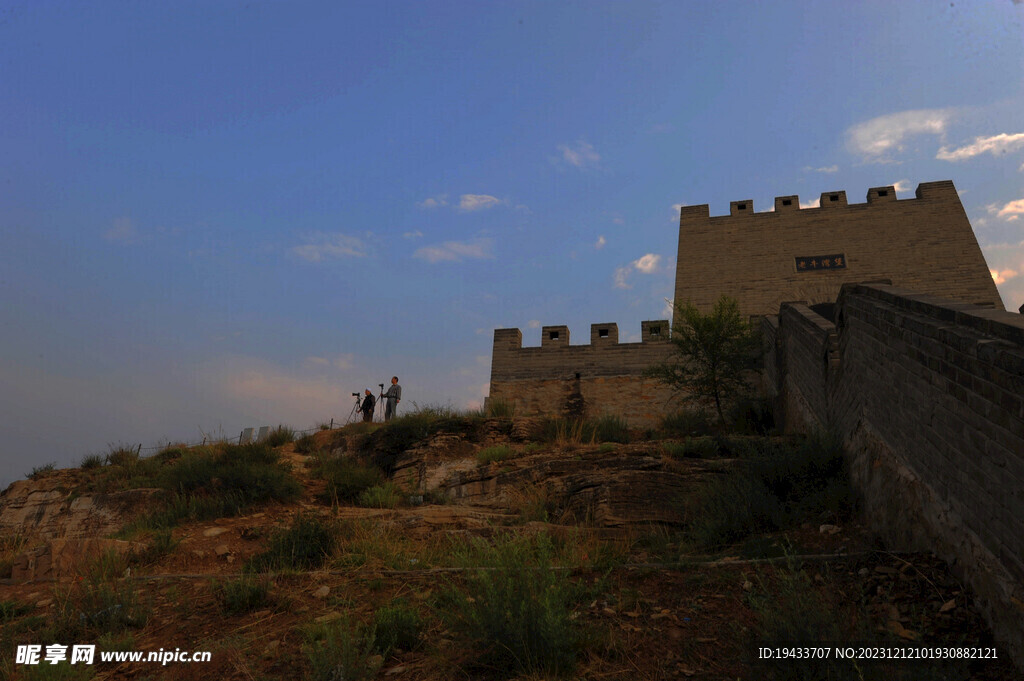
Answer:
[360,389,376,422]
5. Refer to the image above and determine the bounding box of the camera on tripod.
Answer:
[351,392,361,397]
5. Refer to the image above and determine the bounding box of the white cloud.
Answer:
[633,253,661,274]
[670,203,686,221]
[527,320,541,329]
[595,235,606,249]
[103,217,138,243]
[556,140,600,169]
[613,253,662,289]
[291,233,368,262]
[800,198,821,209]
[936,133,1024,161]
[413,239,493,263]
[892,180,911,193]
[458,194,502,212]
[403,230,424,239]
[845,108,952,160]
[804,165,839,173]
[992,198,1024,221]
[1019,162,1024,172]
[418,195,448,209]
[991,269,1019,285]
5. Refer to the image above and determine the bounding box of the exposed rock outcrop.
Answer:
[0,475,163,541]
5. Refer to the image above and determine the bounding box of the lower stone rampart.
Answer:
[767,283,1024,668]
[488,322,675,427]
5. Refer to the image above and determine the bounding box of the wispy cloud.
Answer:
[458,194,502,212]
[402,230,424,239]
[804,165,839,173]
[595,235,606,249]
[994,198,1024,221]
[417,194,448,209]
[613,266,632,289]
[936,132,1024,161]
[670,203,686,221]
[892,180,910,193]
[800,197,821,209]
[991,269,1019,285]
[613,253,662,289]
[103,217,138,244]
[291,233,368,262]
[845,108,953,161]
[555,140,600,169]
[633,253,661,274]
[527,319,541,329]
[414,238,493,263]
[305,354,355,370]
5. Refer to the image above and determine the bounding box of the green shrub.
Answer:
[265,425,295,447]
[106,444,139,468]
[357,482,402,509]
[314,455,384,504]
[154,443,301,508]
[728,396,775,435]
[659,409,713,437]
[246,513,339,572]
[685,432,854,550]
[154,445,187,462]
[294,432,318,454]
[28,462,55,478]
[212,576,272,615]
[664,436,721,459]
[589,415,630,443]
[373,599,422,655]
[0,599,31,621]
[129,529,179,566]
[484,398,516,418]
[477,445,514,464]
[688,472,783,550]
[49,550,149,639]
[438,533,585,675]
[80,453,105,470]
[304,617,381,681]
[598,443,616,453]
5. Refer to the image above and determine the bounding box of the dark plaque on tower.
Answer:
[795,254,846,271]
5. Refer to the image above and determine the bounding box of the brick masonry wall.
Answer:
[675,181,1004,317]
[489,323,676,426]
[767,283,1024,667]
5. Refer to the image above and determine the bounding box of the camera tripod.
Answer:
[345,393,365,425]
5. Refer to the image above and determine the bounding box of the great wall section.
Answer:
[489,180,1024,667]
[764,282,1024,665]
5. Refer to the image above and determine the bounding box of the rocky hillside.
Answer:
[0,416,1017,680]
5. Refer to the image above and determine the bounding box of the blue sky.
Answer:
[2,1,1023,488]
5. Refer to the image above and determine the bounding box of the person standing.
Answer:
[360,389,376,423]
[384,376,402,421]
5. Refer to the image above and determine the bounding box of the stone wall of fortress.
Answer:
[488,322,675,427]
[676,181,1004,316]
[763,283,1024,666]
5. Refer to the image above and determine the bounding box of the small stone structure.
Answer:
[488,322,674,426]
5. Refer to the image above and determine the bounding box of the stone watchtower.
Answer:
[675,181,1003,317]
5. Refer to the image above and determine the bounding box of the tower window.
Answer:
[878,189,888,197]
[737,203,747,210]
[650,326,661,336]
[782,199,792,206]
[829,194,839,202]
[598,328,609,338]
[549,331,559,341]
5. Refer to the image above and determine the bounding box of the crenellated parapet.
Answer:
[490,321,672,383]
[675,180,1003,317]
